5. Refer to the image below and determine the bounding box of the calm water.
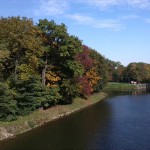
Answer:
[1,92,150,150]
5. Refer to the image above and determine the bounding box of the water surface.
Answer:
[0,92,150,150]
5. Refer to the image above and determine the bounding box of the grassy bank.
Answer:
[0,92,107,141]
[103,82,136,91]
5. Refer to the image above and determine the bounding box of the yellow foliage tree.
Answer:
[46,70,61,88]
[85,67,101,87]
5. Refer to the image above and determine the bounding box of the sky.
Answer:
[0,0,150,66]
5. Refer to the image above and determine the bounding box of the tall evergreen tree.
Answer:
[0,82,18,121]
[15,76,61,115]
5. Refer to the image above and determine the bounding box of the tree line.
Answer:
[0,17,110,121]
[0,17,150,122]
[107,60,150,83]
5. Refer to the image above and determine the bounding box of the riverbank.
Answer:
[103,82,136,91]
[0,92,107,141]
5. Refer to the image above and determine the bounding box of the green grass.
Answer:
[103,82,136,91]
[0,92,107,141]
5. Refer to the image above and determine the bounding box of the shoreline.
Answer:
[103,82,136,91]
[0,92,107,142]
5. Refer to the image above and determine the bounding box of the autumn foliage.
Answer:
[1,17,150,122]
[75,45,94,70]
[0,17,113,121]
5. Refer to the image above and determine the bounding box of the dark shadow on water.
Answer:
[0,100,112,150]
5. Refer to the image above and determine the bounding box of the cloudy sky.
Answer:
[1,0,150,66]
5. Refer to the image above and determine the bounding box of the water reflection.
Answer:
[105,88,150,96]
[131,89,146,95]
[0,101,112,150]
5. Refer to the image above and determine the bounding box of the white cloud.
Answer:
[79,0,150,10]
[94,19,124,31]
[34,0,70,16]
[67,14,93,24]
[33,0,144,31]
[79,0,122,9]
[67,14,124,31]
[120,14,139,20]
[34,0,150,17]
[127,0,150,9]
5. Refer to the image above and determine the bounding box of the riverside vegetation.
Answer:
[0,17,109,122]
[0,92,107,141]
[1,16,150,141]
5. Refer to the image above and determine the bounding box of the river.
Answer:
[0,91,150,150]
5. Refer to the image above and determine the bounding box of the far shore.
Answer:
[0,92,107,141]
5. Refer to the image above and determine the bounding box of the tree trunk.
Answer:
[42,65,47,85]
[42,56,48,85]
[128,77,131,83]
[14,59,18,81]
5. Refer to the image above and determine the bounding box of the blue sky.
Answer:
[0,0,150,66]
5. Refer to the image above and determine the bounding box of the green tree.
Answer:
[122,62,150,83]
[37,19,83,85]
[89,49,109,91]
[122,63,138,83]
[0,16,43,82]
[15,76,60,115]
[59,79,80,104]
[0,50,10,81]
[37,19,84,103]
[0,82,18,121]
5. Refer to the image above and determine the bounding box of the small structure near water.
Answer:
[131,81,137,85]
[131,81,150,90]
[135,83,150,90]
